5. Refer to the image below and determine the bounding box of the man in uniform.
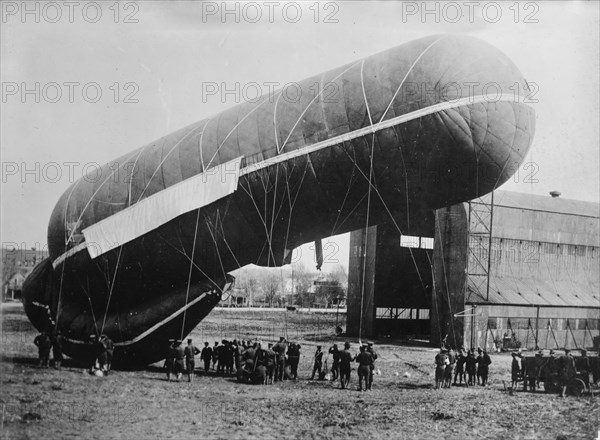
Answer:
[339,342,354,389]
[200,342,212,373]
[265,343,277,384]
[172,340,186,381]
[480,350,492,386]
[242,341,257,371]
[272,337,288,382]
[328,344,340,381]
[184,338,200,382]
[476,348,484,385]
[355,345,373,391]
[558,349,576,397]
[287,342,301,380]
[434,348,447,389]
[511,351,522,391]
[212,341,220,371]
[34,331,52,368]
[366,342,378,390]
[453,349,466,386]
[165,339,176,381]
[310,345,324,380]
[578,349,591,389]
[52,330,64,370]
[465,349,477,386]
[444,347,455,388]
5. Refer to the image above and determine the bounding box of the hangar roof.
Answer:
[479,190,599,218]
[467,274,600,308]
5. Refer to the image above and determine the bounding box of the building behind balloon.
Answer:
[347,191,600,350]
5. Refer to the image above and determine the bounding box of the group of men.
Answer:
[33,329,63,369]
[88,334,115,375]
[163,336,378,391]
[514,348,595,397]
[312,341,378,391]
[434,347,491,389]
[33,330,114,376]
[164,337,301,383]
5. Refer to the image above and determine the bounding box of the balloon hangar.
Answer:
[22,35,599,368]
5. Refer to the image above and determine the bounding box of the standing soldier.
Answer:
[212,341,220,371]
[52,330,64,370]
[184,338,200,382]
[200,342,212,373]
[476,348,484,385]
[287,342,301,380]
[481,350,492,386]
[233,339,242,372]
[165,339,175,381]
[272,337,288,382]
[558,349,576,398]
[453,349,466,386]
[444,347,455,388]
[339,342,354,389]
[34,331,52,368]
[366,342,378,390]
[173,340,186,381]
[434,348,447,389]
[511,352,522,391]
[578,349,591,389]
[329,344,340,381]
[355,345,373,391]
[465,349,477,386]
[265,343,277,384]
[311,346,324,380]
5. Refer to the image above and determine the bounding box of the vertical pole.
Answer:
[470,305,476,348]
[485,192,494,302]
[535,306,540,349]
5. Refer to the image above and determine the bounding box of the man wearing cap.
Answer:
[328,344,340,381]
[165,339,176,381]
[434,348,447,389]
[265,343,277,384]
[34,331,52,368]
[453,349,466,386]
[338,342,354,389]
[558,349,576,397]
[172,340,186,381]
[355,345,374,391]
[476,348,484,385]
[311,346,324,380]
[272,337,288,382]
[578,349,591,389]
[184,338,200,382]
[465,349,477,386]
[511,352,522,391]
[480,350,492,386]
[366,342,378,390]
[200,342,212,373]
[287,342,301,380]
[212,341,220,371]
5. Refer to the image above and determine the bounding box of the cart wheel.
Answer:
[570,378,586,397]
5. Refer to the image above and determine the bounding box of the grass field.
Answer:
[1,302,599,440]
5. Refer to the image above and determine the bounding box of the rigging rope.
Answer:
[100,245,124,335]
[180,209,202,340]
[358,134,376,345]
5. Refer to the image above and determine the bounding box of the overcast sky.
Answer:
[1,1,599,271]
